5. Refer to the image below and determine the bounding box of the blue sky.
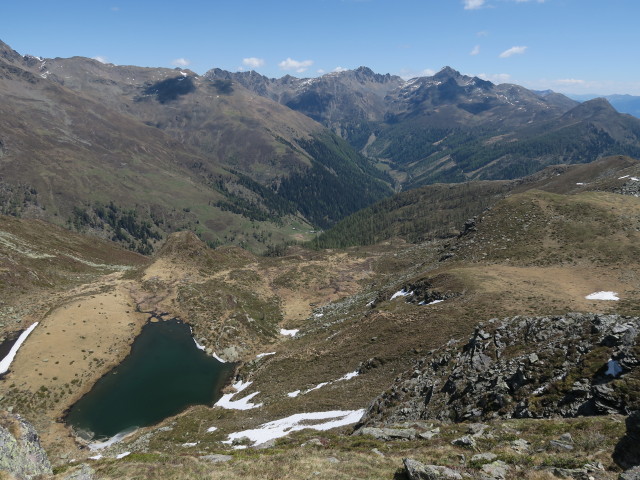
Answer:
[2,0,639,94]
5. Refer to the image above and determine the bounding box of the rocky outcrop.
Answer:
[361,313,640,425]
[0,410,52,479]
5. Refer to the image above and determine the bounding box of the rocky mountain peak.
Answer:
[433,66,462,80]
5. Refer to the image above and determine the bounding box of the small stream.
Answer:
[65,319,234,441]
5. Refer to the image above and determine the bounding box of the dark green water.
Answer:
[65,319,234,440]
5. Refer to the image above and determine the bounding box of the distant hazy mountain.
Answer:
[567,93,640,118]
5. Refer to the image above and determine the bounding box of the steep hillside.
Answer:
[0,40,392,251]
[313,155,640,249]
[37,51,393,228]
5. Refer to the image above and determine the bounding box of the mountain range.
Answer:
[3,38,640,255]
[210,66,640,188]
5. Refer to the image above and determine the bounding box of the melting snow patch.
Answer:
[182,442,198,447]
[336,371,359,382]
[193,338,206,351]
[619,175,630,179]
[631,177,640,181]
[88,454,103,461]
[418,299,444,306]
[305,382,329,393]
[88,427,137,451]
[585,291,619,301]
[287,390,301,398]
[115,452,131,459]
[390,289,413,300]
[207,426,218,433]
[280,328,299,337]
[576,182,586,185]
[256,352,275,359]
[212,353,226,363]
[606,359,623,377]
[0,322,39,374]
[215,380,262,410]
[223,409,365,447]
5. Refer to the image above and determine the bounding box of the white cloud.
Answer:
[93,56,108,64]
[499,46,527,58]
[463,0,485,9]
[333,66,348,72]
[171,58,191,67]
[317,69,326,74]
[477,30,489,37]
[398,68,436,80]
[278,57,314,73]
[242,57,265,69]
[470,45,481,56]
[478,73,512,83]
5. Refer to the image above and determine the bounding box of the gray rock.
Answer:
[326,456,340,464]
[620,466,640,480]
[418,427,440,440]
[354,427,417,440]
[255,438,277,449]
[481,460,509,480]
[510,438,530,452]
[467,423,489,436]
[471,453,497,463]
[552,467,589,479]
[0,411,52,480]
[371,448,385,457]
[304,438,325,447]
[63,464,95,480]
[402,458,463,480]
[451,435,476,449]
[549,440,574,451]
[201,454,233,463]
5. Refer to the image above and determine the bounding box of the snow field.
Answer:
[214,380,263,410]
[223,409,365,447]
[0,322,39,374]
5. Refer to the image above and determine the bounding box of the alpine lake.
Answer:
[65,318,234,441]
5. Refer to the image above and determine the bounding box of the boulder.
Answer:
[620,466,640,480]
[354,427,417,440]
[402,458,463,480]
[62,464,95,480]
